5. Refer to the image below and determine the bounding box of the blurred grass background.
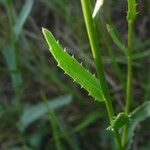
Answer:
[0,0,150,149]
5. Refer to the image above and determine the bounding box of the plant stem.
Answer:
[122,21,133,148]
[80,1,122,149]
[126,21,133,115]
[122,0,137,147]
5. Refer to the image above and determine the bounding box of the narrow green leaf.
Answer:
[18,95,72,131]
[13,0,34,39]
[127,101,150,150]
[107,24,128,56]
[42,28,104,102]
[43,96,63,150]
[92,0,104,18]
[2,44,22,90]
[42,94,78,150]
[107,112,130,131]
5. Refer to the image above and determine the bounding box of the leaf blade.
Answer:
[13,0,34,39]
[127,101,150,149]
[42,28,104,102]
[107,24,128,56]
[18,95,72,131]
[107,112,130,131]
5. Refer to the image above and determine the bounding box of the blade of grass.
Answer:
[96,21,126,92]
[42,94,79,150]
[18,95,72,131]
[43,95,63,150]
[14,0,34,40]
[2,0,22,105]
[107,24,128,56]
[2,44,22,92]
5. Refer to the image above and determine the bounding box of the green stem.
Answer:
[122,21,133,148]
[126,21,133,114]
[80,1,122,149]
[122,0,137,148]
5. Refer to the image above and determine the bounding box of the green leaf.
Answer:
[42,94,63,150]
[42,28,104,102]
[92,0,104,18]
[107,24,128,56]
[42,94,79,150]
[127,101,150,150]
[18,95,72,131]
[107,112,130,131]
[2,44,22,90]
[13,0,34,40]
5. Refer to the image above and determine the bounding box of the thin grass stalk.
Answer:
[42,94,62,150]
[6,0,22,112]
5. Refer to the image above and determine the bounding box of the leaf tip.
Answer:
[42,27,48,37]
[42,27,53,48]
[64,48,67,52]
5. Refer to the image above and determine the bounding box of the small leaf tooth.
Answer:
[72,55,74,58]
[57,40,59,44]
[57,63,60,67]
[73,79,75,82]
[88,93,91,96]
[80,85,83,89]
[64,71,67,74]
[80,62,83,66]
[93,73,96,77]
[64,48,67,52]
[87,70,90,73]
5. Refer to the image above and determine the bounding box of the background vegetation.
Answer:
[0,0,150,149]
